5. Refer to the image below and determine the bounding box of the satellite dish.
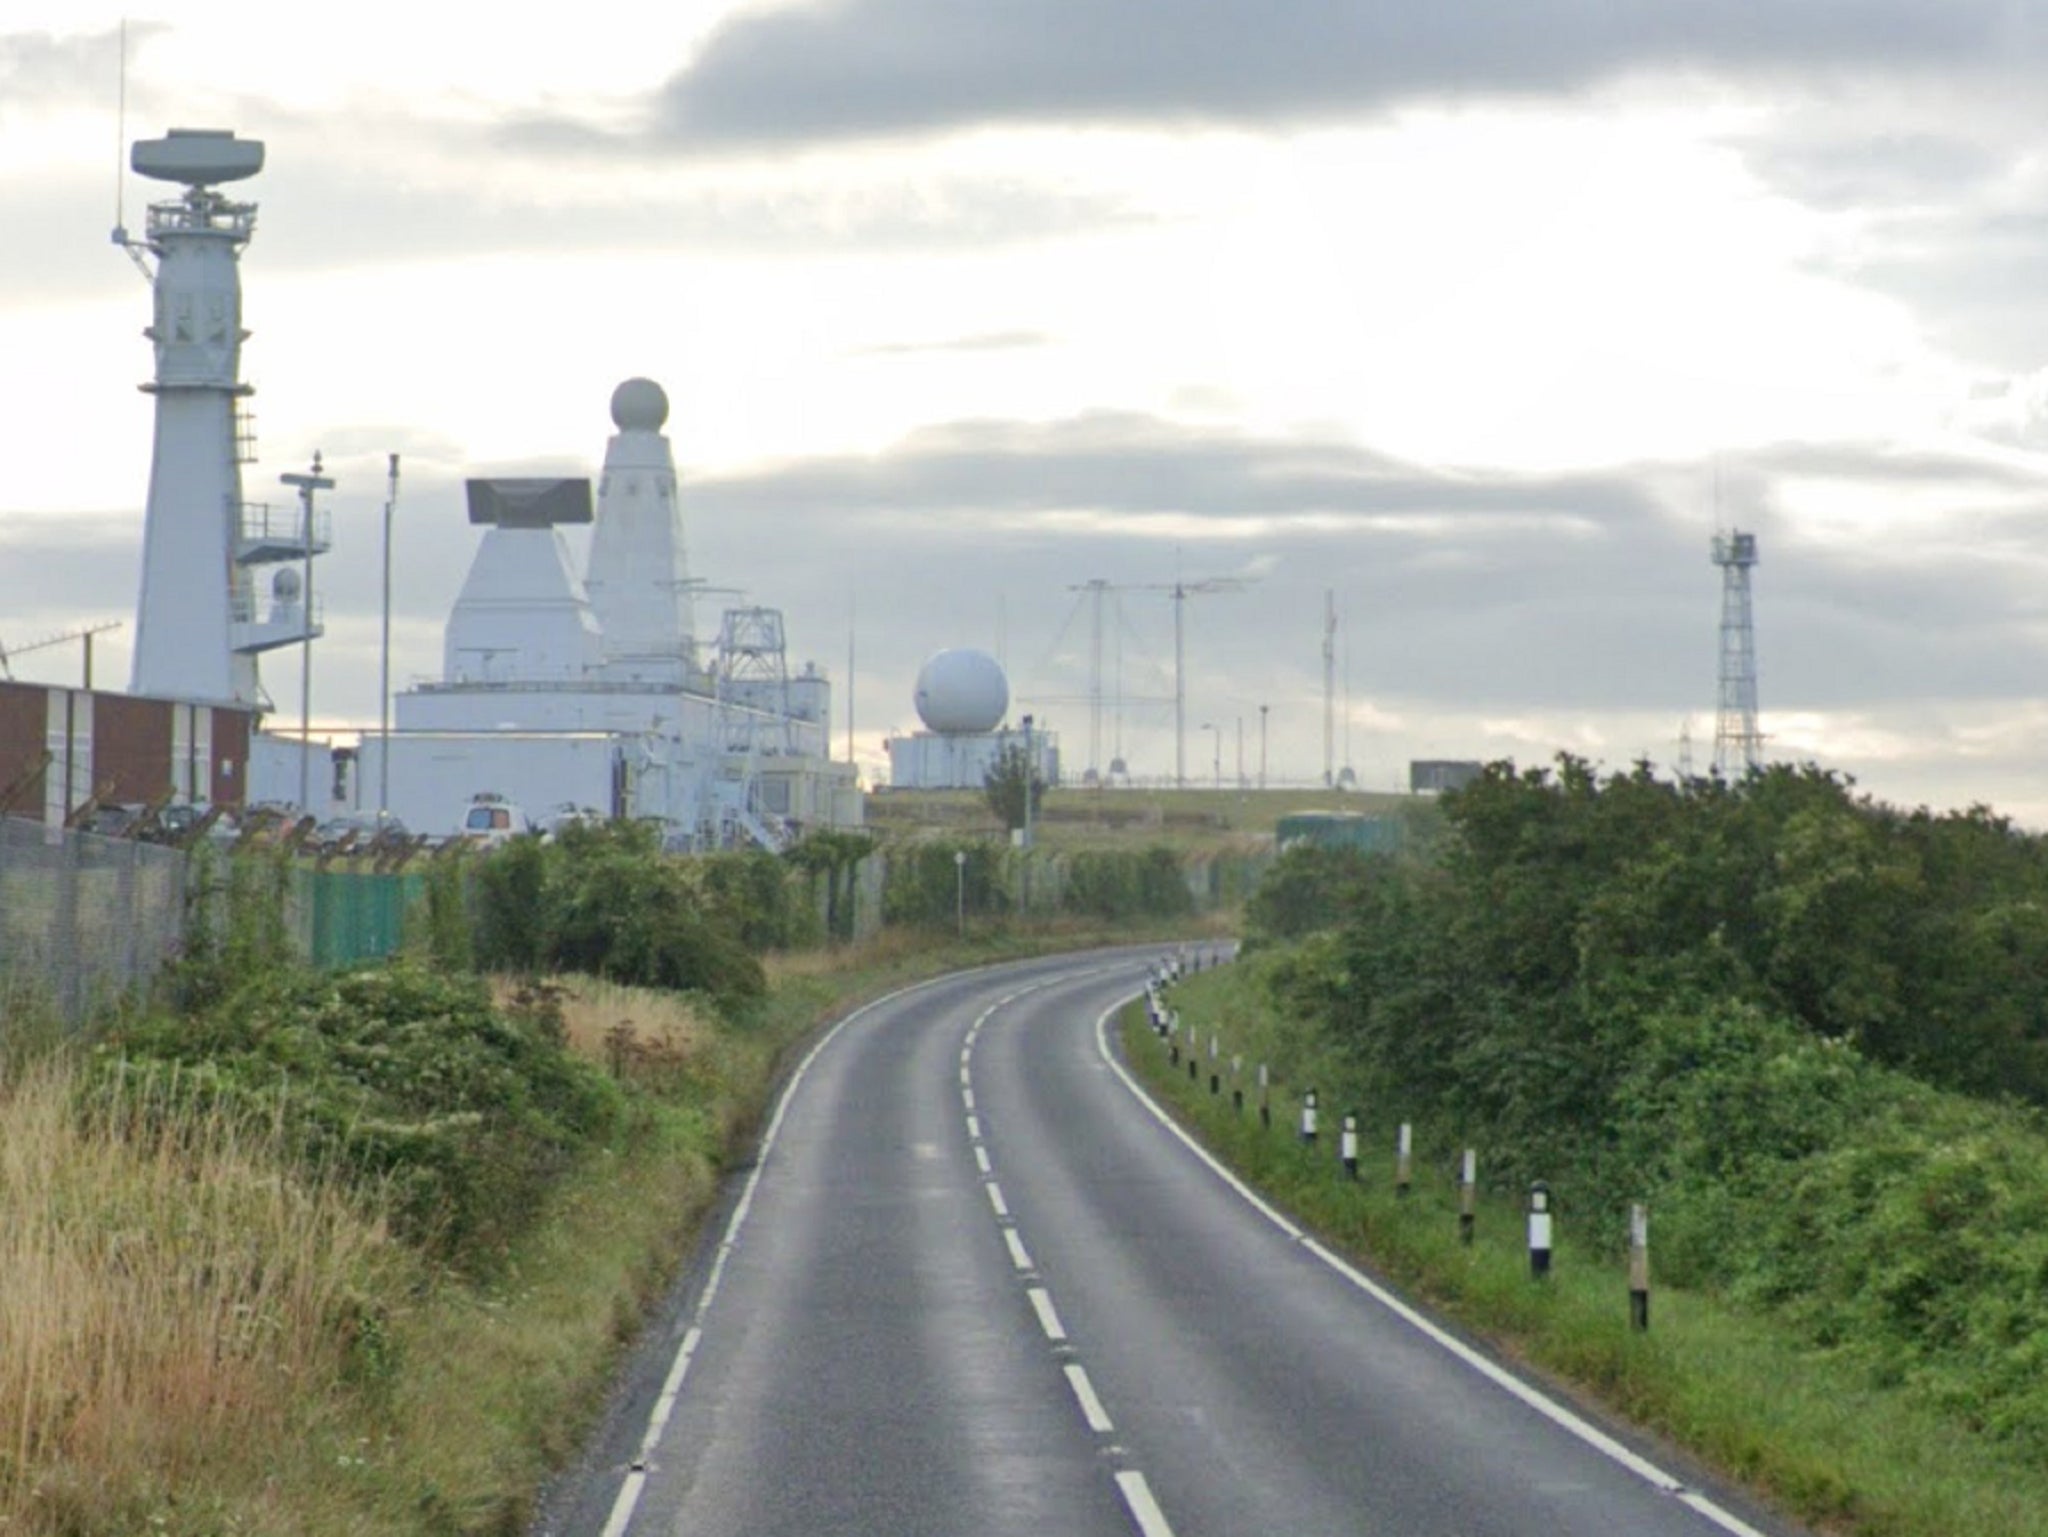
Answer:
[132,129,264,188]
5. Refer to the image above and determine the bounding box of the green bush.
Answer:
[104,961,625,1266]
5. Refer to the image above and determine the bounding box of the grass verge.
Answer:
[1125,967,2048,1537]
[0,918,1220,1535]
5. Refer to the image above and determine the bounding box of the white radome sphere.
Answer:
[610,377,669,432]
[915,648,1008,735]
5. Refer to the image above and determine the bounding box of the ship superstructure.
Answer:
[348,379,858,849]
[118,129,322,706]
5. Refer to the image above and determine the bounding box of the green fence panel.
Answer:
[291,865,428,969]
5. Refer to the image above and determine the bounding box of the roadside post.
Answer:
[1528,1181,1553,1280]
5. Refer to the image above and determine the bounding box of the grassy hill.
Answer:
[864,783,1430,854]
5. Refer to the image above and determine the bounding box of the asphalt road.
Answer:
[537,948,1809,1537]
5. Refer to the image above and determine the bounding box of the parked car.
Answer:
[539,803,606,840]
[309,810,409,853]
[459,793,531,848]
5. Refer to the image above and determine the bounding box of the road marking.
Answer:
[965,963,1192,1537]
[1115,1470,1178,1537]
[1094,997,1775,1537]
[600,969,995,1537]
[1026,1286,1068,1342]
[1065,1363,1115,1432]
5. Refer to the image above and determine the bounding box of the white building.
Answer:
[340,380,859,848]
[886,648,1059,791]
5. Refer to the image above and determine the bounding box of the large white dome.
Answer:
[915,648,1008,735]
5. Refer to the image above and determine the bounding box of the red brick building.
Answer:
[0,680,254,824]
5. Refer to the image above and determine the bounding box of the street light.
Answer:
[954,848,967,939]
[1201,722,1221,789]
[378,453,400,821]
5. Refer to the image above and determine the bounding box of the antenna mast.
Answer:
[1711,530,1763,776]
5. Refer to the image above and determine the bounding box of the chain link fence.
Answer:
[0,817,188,1022]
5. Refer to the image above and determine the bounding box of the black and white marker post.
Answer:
[1300,1087,1319,1147]
[1208,1034,1220,1095]
[1458,1149,1477,1245]
[1527,1181,1553,1280]
[1231,1054,1244,1114]
[1629,1203,1650,1331]
[1258,1063,1271,1128]
[1340,1112,1359,1179]
[1395,1123,1413,1198]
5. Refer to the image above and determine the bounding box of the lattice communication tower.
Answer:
[1711,530,1762,776]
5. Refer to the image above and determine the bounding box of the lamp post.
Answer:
[378,453,399,821]
[1259,703,1269,790]
[1201,722,1221,789]
[280,453,334,813]
[954,848,967,939]
[1020,714,1035,850]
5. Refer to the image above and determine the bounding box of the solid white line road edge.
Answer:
[1092,997,1774,1537]
[593,961,1045,1537]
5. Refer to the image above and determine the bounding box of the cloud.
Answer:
[669,413,2048,739]
[0,26,137,114]
[849,330,1051,358]
[551,0,2035,150]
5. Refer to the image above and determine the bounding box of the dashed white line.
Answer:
[963,963,1188,1537]
[1026,1286,1068,1342]
[1064,1363,1115,1433]
[1114,1470,1178,1537]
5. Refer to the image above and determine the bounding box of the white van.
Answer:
[459,792,531,848]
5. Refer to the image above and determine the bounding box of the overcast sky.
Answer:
[8,3,2048,816]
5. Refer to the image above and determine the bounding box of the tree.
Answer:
[982,743,1046,833]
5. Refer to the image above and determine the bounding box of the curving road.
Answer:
[536,948,1807,1537]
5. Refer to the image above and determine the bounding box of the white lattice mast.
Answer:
[1711,530,1762,775]
[119,129,321,705]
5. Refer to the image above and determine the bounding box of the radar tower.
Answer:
[117,128,323,706]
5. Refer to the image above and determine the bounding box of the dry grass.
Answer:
[530,973,716,1064]
[0,1055,397,1533]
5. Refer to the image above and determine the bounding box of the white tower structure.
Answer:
[120,129,320,704]
[444,479,602,683]
[585,377,696,684]
[1711,529,1762,776]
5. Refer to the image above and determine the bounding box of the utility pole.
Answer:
[1322,589,1337,788]
[1259,703,1269,790]
[378,453,399,819]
